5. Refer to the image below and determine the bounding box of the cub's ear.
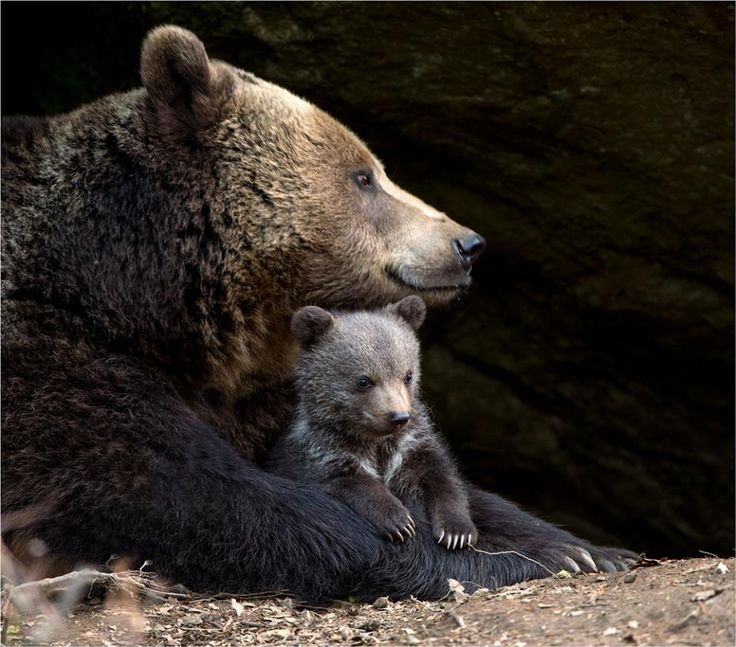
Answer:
[140,25,233,132]
[392,296,427,331]
[291,306,336,349]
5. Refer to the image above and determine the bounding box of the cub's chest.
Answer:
[358,433,420,486]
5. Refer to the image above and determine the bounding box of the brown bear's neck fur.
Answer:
[2,90,302,404]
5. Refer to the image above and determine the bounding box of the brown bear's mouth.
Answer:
[386,266,471,294]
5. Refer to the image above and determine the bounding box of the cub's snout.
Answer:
[365,381,414,437]
[390,411,411,428]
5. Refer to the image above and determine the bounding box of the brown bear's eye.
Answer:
[354,171,374,190]
[405,371,413,385]
[356,376,373,390]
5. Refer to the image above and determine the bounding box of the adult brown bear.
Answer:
[1,26,634,599]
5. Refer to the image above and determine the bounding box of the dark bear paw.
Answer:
[546,543,639,574]
[372,501,416,543]
[433,512,478,550]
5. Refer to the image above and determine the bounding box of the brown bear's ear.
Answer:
[291,306,336,349]
[140,25,232,132]
[392,296,427,331]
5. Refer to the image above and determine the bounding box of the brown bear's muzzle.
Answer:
[454,232,486,270]
[378,175,487,301]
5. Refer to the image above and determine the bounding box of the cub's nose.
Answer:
[454,232,486,270]
[390,412,411,428]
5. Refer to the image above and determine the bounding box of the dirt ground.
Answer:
[2,557,734,646]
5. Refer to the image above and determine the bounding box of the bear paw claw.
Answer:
[556,543,637,573]
[436,528,477,550]
[562,556,581,573]
[575,548,598,572]
[381,512,416,543]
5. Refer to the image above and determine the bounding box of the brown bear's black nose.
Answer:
[454,233,486,270]
[390,412,411,428]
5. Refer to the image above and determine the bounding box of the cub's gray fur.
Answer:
[268,296,478,550]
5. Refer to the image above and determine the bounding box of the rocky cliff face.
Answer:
[2,2,733,555]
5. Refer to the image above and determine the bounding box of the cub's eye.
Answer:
[354,171,374,190]
[405,370,413,385]
[356,376,373,390]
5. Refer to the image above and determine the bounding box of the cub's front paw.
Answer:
[371,500,416,544]
[433,511,478,550]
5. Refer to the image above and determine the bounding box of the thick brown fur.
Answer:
[2,26,635,600]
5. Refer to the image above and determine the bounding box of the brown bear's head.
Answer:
[141,26,485,311]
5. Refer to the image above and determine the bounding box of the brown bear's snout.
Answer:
[454,232,486,270]
[389,411,411,429]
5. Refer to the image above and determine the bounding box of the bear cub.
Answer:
[268,296,478,550]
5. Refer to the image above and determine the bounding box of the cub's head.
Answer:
[291,296,427,438]
[140,26,485,310]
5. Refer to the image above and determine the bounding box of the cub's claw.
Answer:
[375,502,415,544]
[382,514,416,544]
[434,514,478,550]
[437,530,476,550]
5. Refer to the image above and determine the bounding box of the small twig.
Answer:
[9,569,118,608]
[6,568,187,614]
[138,559,153,575]
[468,546,558,578]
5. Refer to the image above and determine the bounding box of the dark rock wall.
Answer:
[3,2,733,556]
